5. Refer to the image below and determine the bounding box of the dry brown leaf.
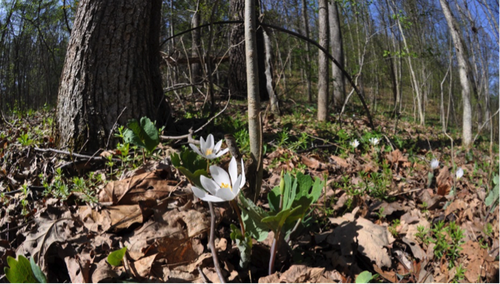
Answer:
[78,204,143,232]
[64,256,91,283]
[301,155,327,170]
[329,212,394,268]
[330,155,348,168]
[99,169,177,205]
[259,265,330,283]
[436,166,451,188]
[445,199,467,216]
[436,183,451,196]
[130,253,158,278]
[362,160,379,173]
[91,258,118,283]
[385,149,407,165]
[16,213,75,267]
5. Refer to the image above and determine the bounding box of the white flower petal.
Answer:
[214,139,223,153]
[193,186,226,202]
[229,157,237,185]
[200,175,219,195]
[215,148,230,158]
[206,134,215,151]
[240,159,246,187]
[232,174,243,193]
[189,143,203,156]
[199,136,207,152]
[430,159,439,169]
[210,165,231,187]
[216,186,237,201]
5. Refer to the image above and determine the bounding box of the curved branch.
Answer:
[161,20,375,129]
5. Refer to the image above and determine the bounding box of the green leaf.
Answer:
[355,271,374,283]
[229,224,252,268]
[238,194,271,241]
[484,184,500,206]
[282,173,297,210]
[309,176,325,203]
[30,257,47,283]
[268,185,281,212]
[181,149,207,173]
[261,205,302,230]
[170,152,181,167]
[177,167,208,189]
[494,175,499,185]
[295,172,313,200]
[107,247,127,266]
[4,255,38,283]
[123,117,159,153]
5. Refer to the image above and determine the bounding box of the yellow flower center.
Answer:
[205,149,213,156]
[220,182,232,191]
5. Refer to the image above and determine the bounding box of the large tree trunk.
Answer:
[317,0,329,121]
[439,0,473,148]
[329,0,345,109]
[56,0,170,152]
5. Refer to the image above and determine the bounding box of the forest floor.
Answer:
[0,99,499,283]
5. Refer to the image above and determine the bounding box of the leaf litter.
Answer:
[0,103,499,283]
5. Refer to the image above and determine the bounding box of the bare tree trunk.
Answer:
[439,0,473,148]
[301,0,312,103]
[56,0,170,152]
[329,0,344,109]
[317,0,329,121]
[229,0,246,99]
[263,28,280,115]
[389,0,424,125]
[245,0,262,201]
[191,0,202,94]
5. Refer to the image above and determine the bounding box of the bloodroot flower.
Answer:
[191,157,246,202]
[350,139,360,148]
[456,167,464,179]
[430,158,439,170]
[189,134,229,160]
[369,137,380,146]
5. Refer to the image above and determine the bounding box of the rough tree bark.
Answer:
[439,0,473,149]
[317,0,329,121]
[56,0,170,152]
[329,0,345,109]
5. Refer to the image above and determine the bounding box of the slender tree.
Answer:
[329,0,345,109]
[317,0,329,121]
[439,0,473,148]
[245,0,262,201]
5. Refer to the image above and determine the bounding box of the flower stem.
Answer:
[208,202,226,283]
[268,231,280,275]
[230,199,245,235]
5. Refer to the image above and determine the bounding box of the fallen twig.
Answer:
[33,147,121,162]
[159,92,231,144]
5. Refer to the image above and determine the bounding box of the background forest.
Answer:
[0,0,498,137]
[0,0,499,283]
